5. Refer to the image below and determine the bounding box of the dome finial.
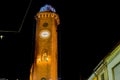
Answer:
[39,4,56,12]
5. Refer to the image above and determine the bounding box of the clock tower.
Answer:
[29,4,60,80]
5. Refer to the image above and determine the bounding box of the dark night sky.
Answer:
[0,0,120,80]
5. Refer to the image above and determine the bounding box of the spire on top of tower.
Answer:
[39,4,56,12]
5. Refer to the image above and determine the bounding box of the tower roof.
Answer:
[39,4,56,12]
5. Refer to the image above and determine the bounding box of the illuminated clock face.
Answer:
[40,30,50,38]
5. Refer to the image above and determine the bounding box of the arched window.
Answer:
[41,49,48,62]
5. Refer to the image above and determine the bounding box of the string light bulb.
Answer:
[0,35,4,40]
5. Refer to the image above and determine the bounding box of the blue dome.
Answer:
[39,4,56,12]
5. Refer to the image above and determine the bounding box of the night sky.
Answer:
[0,0,120,80]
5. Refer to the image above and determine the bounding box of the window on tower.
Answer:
[43,22,48,27]
[41,49,49,62]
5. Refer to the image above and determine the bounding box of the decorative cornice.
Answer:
[105,44,120,64]
[35,12,60,25]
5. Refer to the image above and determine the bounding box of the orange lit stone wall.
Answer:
[30,12,60,80]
